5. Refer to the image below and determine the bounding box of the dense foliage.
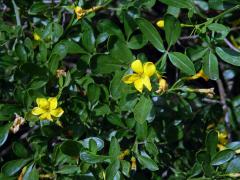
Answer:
[1,0,240,179]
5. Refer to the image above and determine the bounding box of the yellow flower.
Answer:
[32,97,64,121]
[33,33,41,41]
[156,78,168,93]
[122,60,156,93]
[156,20,164,28]
[187,69,209,81]
[74,6,86,20]
[217,144,227,151]
[218,131,228,145]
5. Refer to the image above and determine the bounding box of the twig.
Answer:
[179,35,199,40]
[216,79,231,140]
[224,38,240,52]
[11,0,21,26]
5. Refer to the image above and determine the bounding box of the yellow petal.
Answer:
[131,60,143,74]
[50,107,64,117]
[134,79,144,93]
[32,107,46,115]
[122,74,140,84]
[156,20,164,28]
[48,97,58,110]
[33,33,41,41]
[36,98,49,109]
[142,76,152,91]
[39,112,53,121]
[143,62,156,77]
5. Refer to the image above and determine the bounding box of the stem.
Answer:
[212,5,240,21]
[181,24,195,28]
[190,5,240,28]
[11,0,21,26]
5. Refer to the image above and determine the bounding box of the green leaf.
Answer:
[164,14,181,47]
[107,114,125,128]
[2,158,31,176]
[16,44,27,62]
[121,160,130,177]
[109,137,121,157]
[62,40,87,54]
[187,46,209,61]
[82,29,95,53]
[159,0,194,9]
[48,54,61,74]
[110,71,126,100]
[216,47,240,66]
[28,79,48,90]
[136,121,148,141]
[89,139,98,153]
[137,155,159,171]
[108,37,134,63]
[37,42,47,62]
[12,142,28,158]
[87,84,100,104]
[23,163,39,180]
[0,173,15,180]
[56,165,80,174]
[207,23,230,38]
[61,140,81,157]
[196,151,211,163]
[127,34,148,50]
[80,151,110,164]
[136,18,165,52]
[211,149,235,166]
[146,142,159,156]
[106,160,120,180]
[168,52,196,75]
[226,157,240,173]
[123,13,137,39]
[0,123,11,147]
[97,19,124,40]
[29,2,48,15]
[91,54,126,74]
[203,51,219,80]
[205,130,218,158]
[133,95,153,124]
[81,137,104,151]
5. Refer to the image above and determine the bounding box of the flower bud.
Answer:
[156,20,164,28]
[156,78,168,93]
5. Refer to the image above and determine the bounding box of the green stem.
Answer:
[212,4,240,21]
[192,5,240,28]
[181,24,195,28]
[11,0,21,26]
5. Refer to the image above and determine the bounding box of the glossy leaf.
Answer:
[136,18,165,52]
[168,52,196,75]
[216,47,240,66]
[203,51,219,80]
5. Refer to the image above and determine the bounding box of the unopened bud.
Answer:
[56,69,67,78]
[156,78,168,93]
[131,157,137,171]
[156,20,164,28]
[10,113,25,134]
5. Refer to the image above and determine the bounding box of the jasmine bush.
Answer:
[1,0,240,179]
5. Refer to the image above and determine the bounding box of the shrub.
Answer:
[1,0,240,179]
